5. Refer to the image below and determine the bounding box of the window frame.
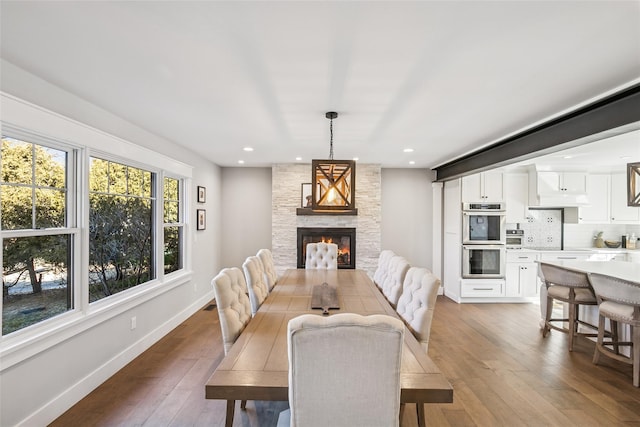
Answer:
[0,93,193,370]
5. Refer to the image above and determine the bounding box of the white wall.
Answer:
[1,60,221,426]
[221,167,272,268]
[381,168,436,270]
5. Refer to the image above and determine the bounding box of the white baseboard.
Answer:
[17,290,215,427]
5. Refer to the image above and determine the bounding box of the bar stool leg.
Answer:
[543,294,553,337]
[568,303,577,352]
[633,325,639,387]
[593,314,605,364]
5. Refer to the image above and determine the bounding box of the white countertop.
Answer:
[537,260,640,284]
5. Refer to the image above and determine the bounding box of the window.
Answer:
[163,177,183,274]
[88,158,155,303]
[1,137,74,335]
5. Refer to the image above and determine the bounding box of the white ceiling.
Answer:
[1,1,639,168]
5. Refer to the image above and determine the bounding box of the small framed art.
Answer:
[197,209,206,230]
[301,183,312,208]
[197,186,206,203]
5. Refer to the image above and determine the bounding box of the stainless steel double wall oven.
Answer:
[461,202,506,279]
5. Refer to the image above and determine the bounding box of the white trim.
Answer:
[15,288,215,427]
[0,271,193,370]
[1,92,193,178]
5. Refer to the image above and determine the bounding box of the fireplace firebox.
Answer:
[297,227,356,269]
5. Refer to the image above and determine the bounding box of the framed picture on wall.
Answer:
[301,183,312,208]
[197,209,206,230]
[197,186,206,203]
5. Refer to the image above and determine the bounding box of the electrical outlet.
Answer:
[131,316,137,330]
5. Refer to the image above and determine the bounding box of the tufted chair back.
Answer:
[242,256,270,315]
[257,248,278,291]
[395,267,441,352]
[305,242,338,270]
[373,249,396,289]
[278,313,404,427]
[211,267,252,355]
[380,255,410,307]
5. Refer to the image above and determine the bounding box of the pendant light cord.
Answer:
[329,116,334,160]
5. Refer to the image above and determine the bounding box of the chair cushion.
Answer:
[305,242,338,270]
[287,313,404,427]
[599,301,640,325]
[373,250,395,287]
[380,255,410,307]
[395,267,441,350]
[211,268,252,354]
[258,248,278,291]
[548,285,596,303]
[243,256,269,315]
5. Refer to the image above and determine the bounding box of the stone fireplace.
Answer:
[271,164,381,275]
[297,227,356,269]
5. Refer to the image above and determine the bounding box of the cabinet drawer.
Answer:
[506,252,538,263]
[461,280,504,297]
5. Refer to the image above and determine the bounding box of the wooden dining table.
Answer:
[205,268,453,427]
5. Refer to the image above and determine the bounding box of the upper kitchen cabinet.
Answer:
[610,172,640,223]
[528,168,588,207]
[537,171,587,194]
[579,174,610,223]
[461,171,503,202]
[504,172,529,223]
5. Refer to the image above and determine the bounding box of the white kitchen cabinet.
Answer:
[461,171,503,202]
[579,174,609,223]
[610,172,640,223]
[504,172,529,223]
[537,171,587,194]
[506,252,538,297]
[460,279,504,297]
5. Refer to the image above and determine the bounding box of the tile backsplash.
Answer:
[508,208,640,249]
[508,209,563,249]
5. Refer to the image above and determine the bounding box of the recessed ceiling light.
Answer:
[409,161,415,165]
[353,157,359,161]
[243,147,254,152]
[403,148,414,153]
[295,156,302,161]
[238,160,245,164]
[621,155,631,160]
[563,155,573,159]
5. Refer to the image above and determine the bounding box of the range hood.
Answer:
[533,193,590,207]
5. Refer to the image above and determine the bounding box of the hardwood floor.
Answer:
[50,297,640,426]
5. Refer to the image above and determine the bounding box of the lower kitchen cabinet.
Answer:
[506,251,539,298]
[460,279,504,298]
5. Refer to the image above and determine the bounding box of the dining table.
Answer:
[205,268,453,427]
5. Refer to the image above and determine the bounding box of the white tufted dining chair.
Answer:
[373,249,396,289]
[305,242,338,270]
[257,248,278,291]
[211,267,252,354]
[277,313,404,427]
[211,267,251,411]
[395,267,441,352]
[242,256,269,315]
[379,255,410,308]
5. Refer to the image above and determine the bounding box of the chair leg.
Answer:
[543,295,553,337]
[612,320,620,355]
[593,314,605,365]
[633,325,639,387]
[568,303,577,352]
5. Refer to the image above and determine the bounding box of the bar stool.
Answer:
[588,272,640,387]
[539,262,598,351]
